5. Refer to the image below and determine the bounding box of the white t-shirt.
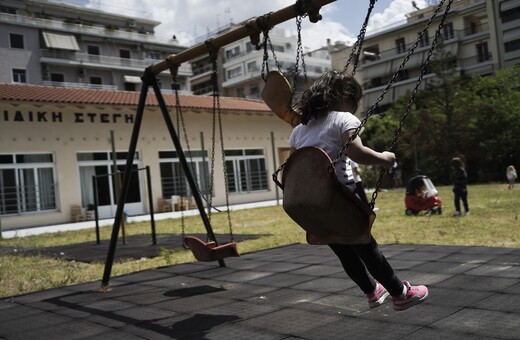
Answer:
[288,111,361,187]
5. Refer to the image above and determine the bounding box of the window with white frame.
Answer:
[0,153,57,215]
[443,22,455,40]
[225,46,240,60]
[476,42,490,62]
[247,61,258,73]
[418,30,429,47]
[158,150,210,198]
[12,69,27,83]
[395,38,406,54]
[225,149,268,193]
[227,66,242,80]
[77,152,141,208]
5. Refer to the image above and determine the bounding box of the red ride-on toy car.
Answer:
[405,175,442,215]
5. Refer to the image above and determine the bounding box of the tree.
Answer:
[362,66,520,185]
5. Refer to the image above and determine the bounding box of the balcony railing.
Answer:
[42,81,118,90]
[362,24,490,66]
[40,50,192,76]
[463,22,489,37]
[0,12,179,47]
[458,53,493,68]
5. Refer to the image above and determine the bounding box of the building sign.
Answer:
[2,110,134,124]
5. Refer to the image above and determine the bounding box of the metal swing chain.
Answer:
[210,57,235,242]
[172,78,191,248]
[208,58,218,222]
[343,0,377,75]
[257,12,275,81]
[293,1,308,90]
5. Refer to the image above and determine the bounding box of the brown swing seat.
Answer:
[184,236,240,262]
[282,147,376,245]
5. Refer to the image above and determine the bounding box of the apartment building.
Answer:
[190,25,332,99]
[0,0,191,93]
[330,0,520,112]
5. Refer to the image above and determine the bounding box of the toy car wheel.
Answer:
[433,207,442,215]
[405,208,414,216]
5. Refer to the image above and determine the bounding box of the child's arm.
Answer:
[342,129,395,168]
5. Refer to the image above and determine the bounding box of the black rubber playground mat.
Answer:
[0,233,265,263]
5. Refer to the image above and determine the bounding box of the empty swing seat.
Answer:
[282,147,376,245]
[184,236,239,262]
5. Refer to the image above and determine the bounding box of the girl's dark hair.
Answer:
[297,71,363,125]
[450,157,464,169]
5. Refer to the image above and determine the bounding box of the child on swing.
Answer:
[288,71,428,311]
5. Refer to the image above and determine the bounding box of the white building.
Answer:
[190,25,332,99]
[0,83,292,230]
[329,0,520,112]
[0,0,192,93]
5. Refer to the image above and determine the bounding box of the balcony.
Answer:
[40,50,192,76]
[458,53,494,75]
[462,22,489,37]
[0,12,178,47]
[42,81,117,90]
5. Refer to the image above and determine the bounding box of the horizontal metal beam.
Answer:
[149,0,336,75]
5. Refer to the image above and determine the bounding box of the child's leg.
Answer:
[461,190,469,212]
[329,243,375,294]
[350,237,404,296]
[453,189,461,212]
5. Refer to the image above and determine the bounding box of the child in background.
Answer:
[506,165,517,189]
[450,157,469,216]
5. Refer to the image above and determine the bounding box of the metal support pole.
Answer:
[100,70,151,290]
[117,171,127,245]
[200,131,208,214]
[93,175,100,245]
[270,131,280,205]
[145,165,157,245]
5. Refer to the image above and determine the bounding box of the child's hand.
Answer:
[381,151,396,168]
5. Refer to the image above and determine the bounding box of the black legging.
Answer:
[453,188,469,212]
[329,236,404,296]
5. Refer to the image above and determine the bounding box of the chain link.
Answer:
[210,57,234,241]
[344,0,376,75]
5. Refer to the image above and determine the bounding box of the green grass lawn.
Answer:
[1,183,518,298]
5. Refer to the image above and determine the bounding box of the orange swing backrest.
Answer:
[282,147,375,245]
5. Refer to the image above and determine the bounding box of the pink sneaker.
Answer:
[367,281,390,308]
[392,281,428,311]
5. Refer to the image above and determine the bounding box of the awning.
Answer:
[503,27,520,42]
[501,0,520,12]
[123,75,142,83]
[42,32,79,51]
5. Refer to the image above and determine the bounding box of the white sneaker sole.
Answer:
[393,290,429,311]
[369,291,390,308]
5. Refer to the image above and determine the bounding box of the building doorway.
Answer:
[78,152,144,218]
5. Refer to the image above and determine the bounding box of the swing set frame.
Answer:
[101,0,454,290]
[99,0,336,291]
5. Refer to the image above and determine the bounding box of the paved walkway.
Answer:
[1,243,519,339]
